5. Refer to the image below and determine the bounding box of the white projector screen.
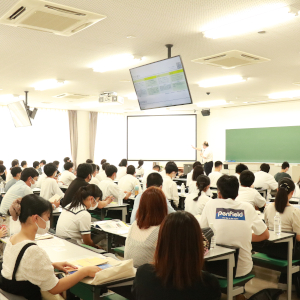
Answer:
[127,115,197,161]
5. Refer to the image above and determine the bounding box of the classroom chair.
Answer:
[0,290,26,300]
[210,187,218,199]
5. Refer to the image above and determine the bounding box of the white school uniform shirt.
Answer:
[96,171,107,182]
[293,184,300,199]
[59,170,76,186]
[185,191,210,216]
[40,177,64,200]
[6,170,13,183]
[36,173,47,188]
[186,170,193,187]
[142,169,159,189]
[118,174,142,199]
[90,176,100,186]
[202,147,213,163]
[99,177,125,201]
[200,198,267,277]
[254,171,278,199]
[236,186,266,208]
[188,181,213,197]
[208,171,223,188]
[135,167,144,177]
[56,204,91,243]
[234,173,240,182]
[116,166,127,180]
[162,176,179,206]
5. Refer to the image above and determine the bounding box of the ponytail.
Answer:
[275,178,295,213]
[193,175,210,201]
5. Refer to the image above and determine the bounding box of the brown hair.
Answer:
[136,187,167,229]
[0,160,3,165]
[154,211,204,289]
[192,165,204,181]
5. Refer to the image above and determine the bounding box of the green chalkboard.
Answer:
[226,126,300,163]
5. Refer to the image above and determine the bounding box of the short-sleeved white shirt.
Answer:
[208,171,223,188]
[185,192,210,216]
[162,176,179,206]
[96,171,107,182]
[2,239,58,291]
[254,171,278,199]
[236,186,266,208]
[59,170,76,186]
[36,173,47,188]
[118,174,142,199]
[135,167,144,177]
[56,204,91,243]
[200,198,267,277]
[90,176,100,186]
[116,166,127,180]
[186,170,193,187]
[40,178,64,200]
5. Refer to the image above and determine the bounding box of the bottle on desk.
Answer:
[274,212,281,235]
[209,223,216,249]
[181,183,185,195]
[134,185,139,196]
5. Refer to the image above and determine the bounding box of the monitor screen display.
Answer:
[130,55,192,110]
[7,100,32,127]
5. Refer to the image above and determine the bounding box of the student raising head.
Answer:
[125,187,168,267]
[185,175,211,216]
[234,163,248,182]
[1,194,101,300]
[132,211,221,300]
[264,178,300,241]
[274,161,291,182]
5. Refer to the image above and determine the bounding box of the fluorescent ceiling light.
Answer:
[198,75,246,88]
[32,79,67,91]
[126,93,137,100]
[196,100,228,108]
[269,90,300,99]
[91,54,144,73]
[202,5,297,39]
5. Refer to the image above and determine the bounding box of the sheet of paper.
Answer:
[71,257,107,268]
[36,238,65,248]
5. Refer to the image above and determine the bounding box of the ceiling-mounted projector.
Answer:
[99,92,124,105]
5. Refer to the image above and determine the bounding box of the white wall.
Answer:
[197,100,300,162]
[76,110,90,164]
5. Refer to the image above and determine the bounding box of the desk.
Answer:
[96,204,128,223]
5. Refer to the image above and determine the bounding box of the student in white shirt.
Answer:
[33,161,40,173]
[89,164,100,185]
[135,160,144,177]
[188,165,205,194]
[99,165,131,202]
[38,160,46,176]
[234,163,248,182]
[96,162,109,182]
[59,162,76,186]
[21,161,27,170]
[162,163,179,208]
[236,170,266,209]
[100,159,107,171]
[185,175,211,216]
[53,160,61,177]
[294,179,300,199]
[40,163,64,202]
[118,165,142,199]
[6,160,19,183]
[116,159,128,180]
[192,141,213,175]
[200,175,269,278]
[254,163,278,200]
[208,161,223,188]
[36,172,47,189]
[4,167,22,193]
[1,194,101,299]
[142,165,160,189]
[186,161,201,187]
[160,161,175,179]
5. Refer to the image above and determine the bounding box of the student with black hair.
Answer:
[57,185,112,247]
[61,163,93,208]
[96,162,109,182]
[188,165,205,194]
[116,158,128,180]
[0,165,6,183]
[160,161,176,178]
[264,178,300,241]
[136,160,144,177]
[6,160,20,182]
[4,167,22,193]
[187,161,201,187]
[60,162,76,186]
[236,170,266,209]
[208,161,223,188]
[64,157,71,164]
[0,168,39,215]
[1,194,101,300]
[254,163,277,199]
[234,163,248,182]
[162,164,179,208]
[200,175,269,278]
[21,161,27,170]
[185,175,211,216]
[40,163,64,201]
[89,164,100,185]
[274,161,291,182]
[131,172,175,224]
[99,165,131,202]
[38,160,46,175]
[33,161,40,171]
[118,165,142,198]
[52,161,61,176]
[142,165,161,189]
[100,159,107,171]
[86,159,93,164]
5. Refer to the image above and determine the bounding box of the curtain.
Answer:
[0,106,71,170]
[89,111,98,161]
[68,110,78,168]
[94,112,126,167]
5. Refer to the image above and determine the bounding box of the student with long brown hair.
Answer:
[124,187,167,267]
[132,211,221,300]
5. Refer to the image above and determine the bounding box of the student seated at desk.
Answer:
[274,161,291,182]
[162,164,179,208]
[133,211,221,300]
[131,173,175,224]
[294,178,300,199]
[125,187,167,267]
[187,161,201,187]
[99,165,131,202]
[234,163,248,182]
[100,159,107,171]
[142,165,160,189]
[0,160,7,182]
[160,161,176,179]
[236,170,266,209]
[254,163,278,200]
[38,160,46,176]
[185,175,211,216]
[118,165,142,198]
[56,185,112,247]
[59,162,76,186]
[0,168,39,215]
[21,161,27,170]
[188,165,205,194]
[40,163,64,201]
[200,175,269,278]
[264,178,300,241]
[52,160,61,177]
[208,161,223,188]
[6,159,19,183]
[96,162,109,182]
[89,163,100,185]
[4,167,22,193]
[33,160,40,173]
[136,160,144,177]
[116,158,127,180]
[1,194,101,300]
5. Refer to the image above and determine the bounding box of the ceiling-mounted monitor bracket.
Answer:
[165,44,173,58]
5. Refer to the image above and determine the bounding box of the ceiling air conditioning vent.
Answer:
[53,93,91,100]
[192,50,270,69]
[0,0,106,36]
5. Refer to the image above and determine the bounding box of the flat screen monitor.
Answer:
[130,55,192,110]
[7,100,32,127]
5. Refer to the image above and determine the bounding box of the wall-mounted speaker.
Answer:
[201,109,210,116]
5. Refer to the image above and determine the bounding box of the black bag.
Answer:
[202,227,214,248]
[248,288,283,300]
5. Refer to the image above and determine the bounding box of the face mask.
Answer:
[36,216,50,235]
[89,198,98,210]
[30,178,37,189]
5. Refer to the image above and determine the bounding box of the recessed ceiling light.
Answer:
[198,75,246,87]
[196,100,228,107]
[268,90,300,99]
[32,79,67,91]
